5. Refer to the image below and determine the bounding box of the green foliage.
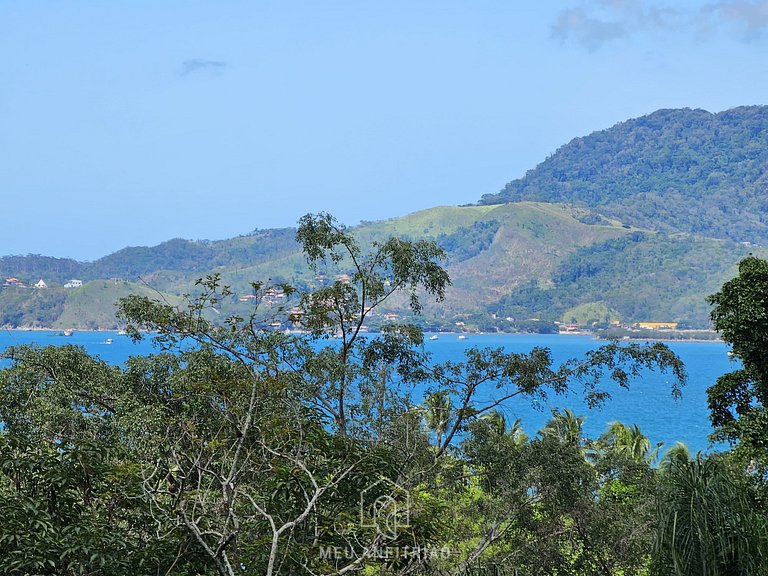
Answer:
[0,214,705,575]
[492,232,747,326]
[598,421,661,464]
[0,345,206,574]
[513,319,559,334]
[562,301,618,325]
[0,285,67,328]
[707,256,768,469]
[481,106,768,243]
[0,255,82,284]
[436,220,501,264]
[653,454,768,575]
[457,415,660,575]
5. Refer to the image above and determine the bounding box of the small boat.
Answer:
[429,335,439,341]
[117,329,127,335]
[458,335,467,340]
[104,338,113,345]
[63,329,74,337]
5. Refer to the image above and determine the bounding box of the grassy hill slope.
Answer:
[4,105,766,329]
[0,202,750,329]
[53,281,182,330]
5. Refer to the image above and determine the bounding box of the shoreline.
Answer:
[593,336,724,343]
[1,327,121,333]
[2,326,725,343]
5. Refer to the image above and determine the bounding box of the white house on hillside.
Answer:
[64,279,83,288]
[34,279,47,289]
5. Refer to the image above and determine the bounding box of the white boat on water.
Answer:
[104,338,113,345]
[458,335,467,340]
[63,329,74,337]
[429,335,439,340]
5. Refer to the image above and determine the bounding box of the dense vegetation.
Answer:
[435,220,501,264]
[490,232,748,326]
[1,203,751,329]
[0,255,82,285]
[1,219,766,575]
[481,106,768,243]
[0,285,68,328]
[0,230,299,283]
[8,106,768,329]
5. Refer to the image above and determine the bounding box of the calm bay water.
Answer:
[0,330,734,454]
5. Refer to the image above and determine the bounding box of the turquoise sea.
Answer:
[0,330,734,454]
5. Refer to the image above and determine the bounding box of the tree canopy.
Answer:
[481,106,768,244]
[9,214,766,576]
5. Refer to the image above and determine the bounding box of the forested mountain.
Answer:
[0,255,83,284]
[480,106,768,243]
[0,202,752,329]
[0,229,298,282]
[3,106,766,329]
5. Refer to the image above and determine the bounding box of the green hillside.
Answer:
[0,202,751,330]
[53,281,182,330]
[0,255,83,285]
[2,106,765,330]
[0,284,68,328]
[490,232,753,326]
[480,106,768,243]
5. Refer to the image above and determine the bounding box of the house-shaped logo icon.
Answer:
[359,477,411,540]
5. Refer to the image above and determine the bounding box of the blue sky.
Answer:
[2,1,768,260]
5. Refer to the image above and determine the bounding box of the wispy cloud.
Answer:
[552,0,768,50]
[551,1,681,50]
[551,6,627,51]
[702,1,768,41]
[180,59,228,76]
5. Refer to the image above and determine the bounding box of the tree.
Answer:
[708,256,768,469]
[659,442,692,473]
[653,454,768,575]
[0,213,689,575]
[539,408,585,447]
[0,345,207,574]
[458,416,660,576]
[599,421,661,464]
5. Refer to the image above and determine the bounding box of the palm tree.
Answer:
[478,409,507,437]
[478,410,528,445]
[422,391,453,448]
[658,441,692,473]
[539,408,584,446]
[599,421,660,463]
[508,417,528,446]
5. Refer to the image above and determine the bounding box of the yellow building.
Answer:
[637,322,678,330]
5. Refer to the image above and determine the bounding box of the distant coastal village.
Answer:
[6,107,763,339]
[4,277,83,289]
[1,274,719,340]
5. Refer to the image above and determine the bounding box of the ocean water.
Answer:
[0,330,734,454]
